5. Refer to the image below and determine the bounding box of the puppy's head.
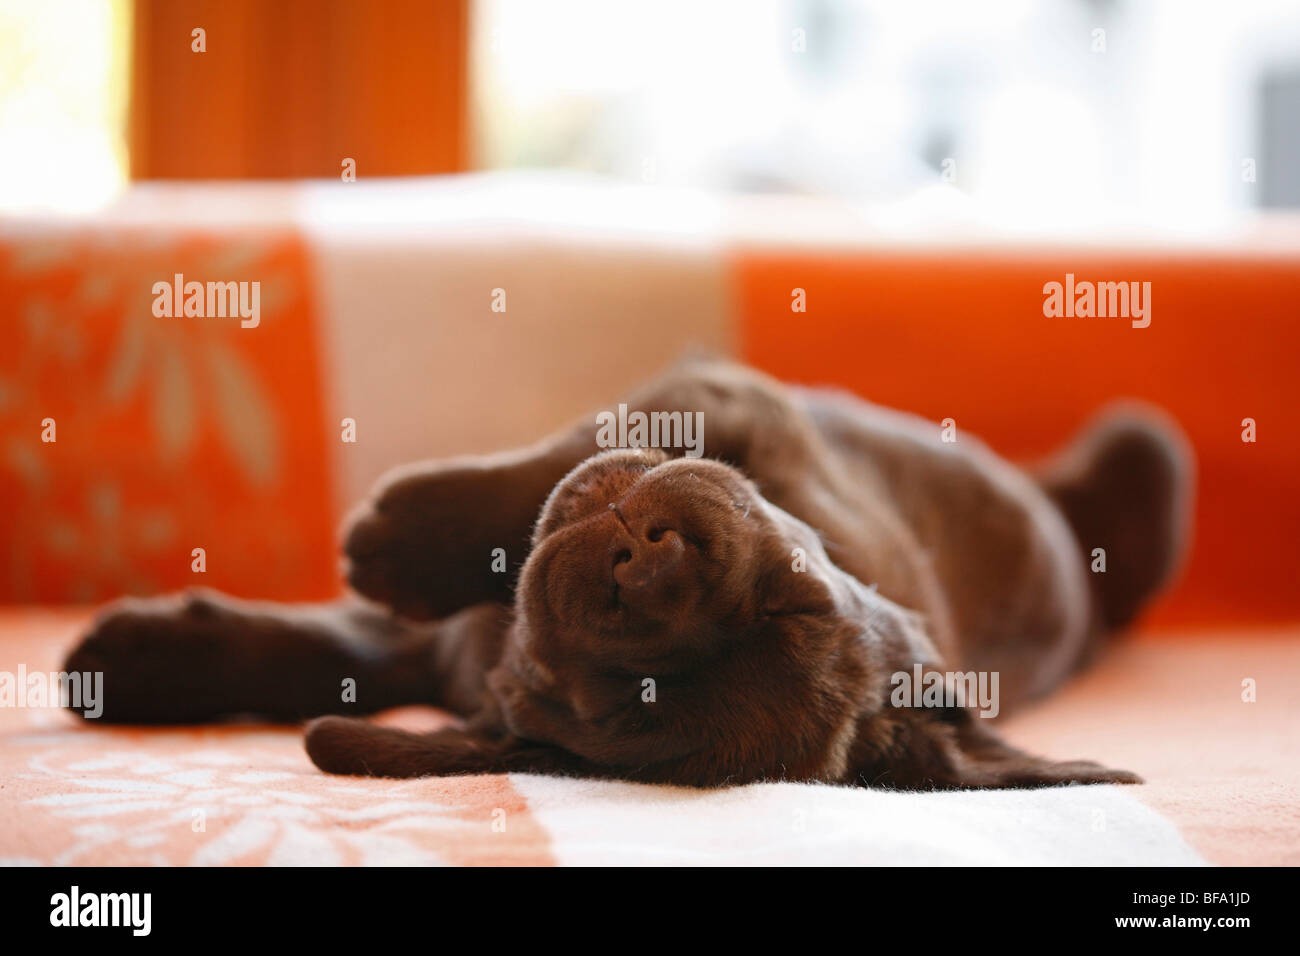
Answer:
[488,448,1142,791]
[528,451,776,647]
[490,449,884,784]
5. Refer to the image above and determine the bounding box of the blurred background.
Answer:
[1,0,1297,629]
[4,0,1300,221]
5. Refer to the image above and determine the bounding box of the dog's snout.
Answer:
[611,524,687,596]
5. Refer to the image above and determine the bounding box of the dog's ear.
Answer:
[860,705,1142,789]
[756,504,871,619]
[757,505,1142,791]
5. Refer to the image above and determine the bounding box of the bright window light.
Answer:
[0,0,130,214]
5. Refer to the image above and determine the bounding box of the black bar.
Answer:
[2,866,1280,942]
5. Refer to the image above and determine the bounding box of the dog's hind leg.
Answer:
[1034,404,1194,638]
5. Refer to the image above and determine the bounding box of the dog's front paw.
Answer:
[63,591,245,723]
[343,463,519,621]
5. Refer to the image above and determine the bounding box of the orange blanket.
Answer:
[3,611,1295,865]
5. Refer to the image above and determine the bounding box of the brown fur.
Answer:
[64,358,1193,789]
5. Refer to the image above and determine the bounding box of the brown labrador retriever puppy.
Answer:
[63,358,1192,789]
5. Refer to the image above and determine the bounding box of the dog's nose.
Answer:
[612,524,687,598]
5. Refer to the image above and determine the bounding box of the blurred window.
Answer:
[0,0,130,212]
[475,0,1300,224]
